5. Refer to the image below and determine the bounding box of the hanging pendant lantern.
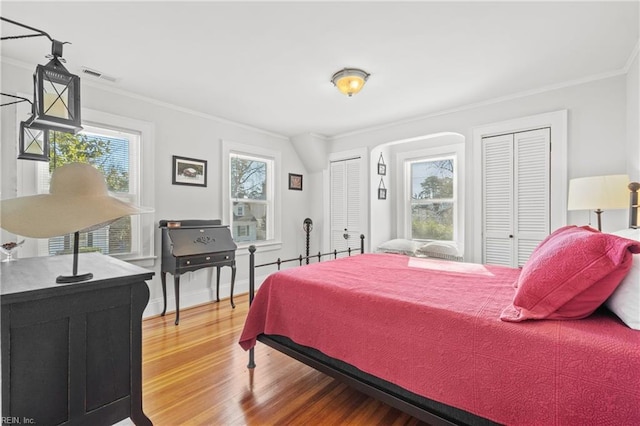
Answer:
[18,120,50,162]
[31,40,82,134]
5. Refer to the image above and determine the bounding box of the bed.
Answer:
[239,184,640,425]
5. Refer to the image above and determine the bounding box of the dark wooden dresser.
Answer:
[159,219,237,325]
[1,252,154,426]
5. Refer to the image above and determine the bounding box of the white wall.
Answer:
[369,144,392,250]
[327,75,630,261]
[1,60,312,317]
[627,53,639,181]
[290,133,326,254]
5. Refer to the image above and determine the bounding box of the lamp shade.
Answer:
[331,68,370,97]
[567,174,629,211]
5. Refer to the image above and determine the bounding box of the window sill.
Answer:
[414,239,459,247]
[235,240,283,256]
[113,254,157,268]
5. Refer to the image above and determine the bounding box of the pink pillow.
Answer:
[513,225,576,288]
[501,226,640,322]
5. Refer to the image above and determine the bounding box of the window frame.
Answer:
[408,154,457,242]
[397,142,465,251]
[221,140,281,252]
[16,103,155,265]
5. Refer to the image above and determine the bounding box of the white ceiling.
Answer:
[1,1,638,138]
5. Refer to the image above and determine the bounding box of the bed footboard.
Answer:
[247,235,365,368]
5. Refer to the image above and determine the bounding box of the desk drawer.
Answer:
[178,252,234,267]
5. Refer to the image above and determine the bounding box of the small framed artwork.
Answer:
[377,153,386,176]
[172,155,207,187]
[289,173,303,190]
[378,178,387,200]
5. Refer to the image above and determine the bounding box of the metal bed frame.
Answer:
[245,234,492,425]
[246,234,365,370]
[244,182,639,425]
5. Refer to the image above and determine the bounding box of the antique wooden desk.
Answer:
[159,219,237,325]
[1,252,154,426]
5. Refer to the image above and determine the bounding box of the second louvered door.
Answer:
[482,128,550,267]
[330,157,362,253]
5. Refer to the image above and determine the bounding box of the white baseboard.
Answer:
[142,273,269,318]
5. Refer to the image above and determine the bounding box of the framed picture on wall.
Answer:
[172,155,207,187]
[377,153,386,175]
[378,177,387,200]
[289,173,303,190]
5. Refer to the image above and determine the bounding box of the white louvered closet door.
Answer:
[482,128,550,267]
[330,158,362,253]
[482,134,515,266]
[514,128,550,266]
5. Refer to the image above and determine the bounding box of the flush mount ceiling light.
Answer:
[331,68,370,97]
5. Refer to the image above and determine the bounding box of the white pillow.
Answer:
[376,239,423,256]
[415,241,463,261]
[605,228,640,330]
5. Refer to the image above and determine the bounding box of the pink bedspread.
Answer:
[239,253,640,425]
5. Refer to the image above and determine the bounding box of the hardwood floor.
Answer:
[142,294,425,425]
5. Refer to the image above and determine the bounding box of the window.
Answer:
[230,152,273,243]
[39,126,139,256]
[409,156,456,241]
[17,105,155,263]
[398,140,464,248]
[222,140,281,249]
[236,225,250,237]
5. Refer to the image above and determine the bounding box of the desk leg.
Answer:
[160,272,167,316]
[230,262,236,309]
[174,275,181,326]
[216,266,221,303]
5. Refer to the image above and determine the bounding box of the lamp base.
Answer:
[56,272,93,284]
[594,209,603,231]
[56,231,93,284]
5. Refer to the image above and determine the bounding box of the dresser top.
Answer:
[1,252,154,304]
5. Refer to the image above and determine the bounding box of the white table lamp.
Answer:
[567,174,629,231]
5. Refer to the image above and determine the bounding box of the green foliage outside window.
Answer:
[49,131,129,193]
[411,203,454,240]
[411,159,454,241]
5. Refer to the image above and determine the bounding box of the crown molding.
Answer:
[5,48,636,143]
[330,66,629,141]
[1,56,289,141]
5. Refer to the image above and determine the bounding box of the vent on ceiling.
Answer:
[80,66,118,83]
